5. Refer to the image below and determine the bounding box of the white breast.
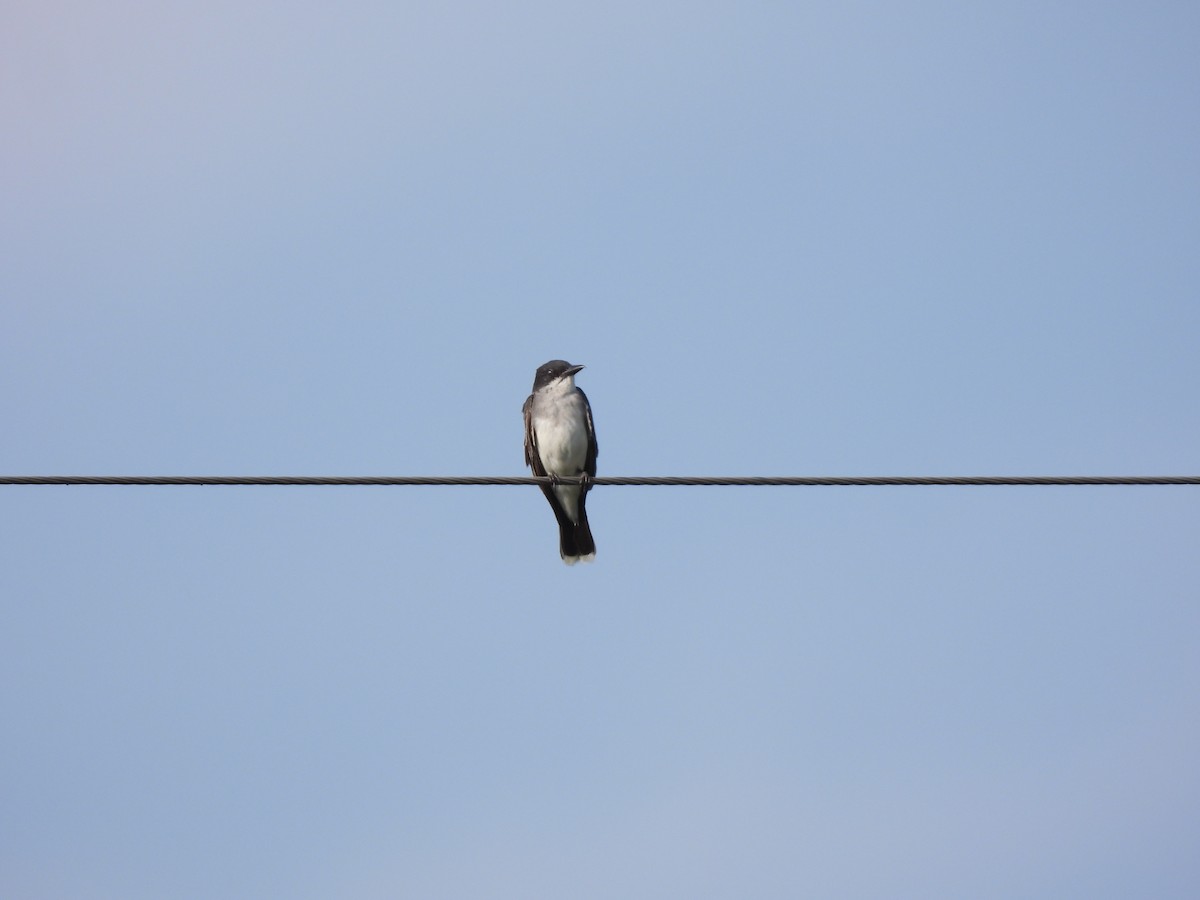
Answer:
[533,393,588,475]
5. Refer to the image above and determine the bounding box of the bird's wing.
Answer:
[583,392,598,476]
[522,394,546,475]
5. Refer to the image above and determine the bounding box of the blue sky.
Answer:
[2,3,1198,897]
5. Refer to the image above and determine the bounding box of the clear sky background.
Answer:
[2,3,1198,898]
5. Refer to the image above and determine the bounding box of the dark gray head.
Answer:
[532,359,585,391]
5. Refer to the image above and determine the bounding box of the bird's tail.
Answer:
[559,509,596,565]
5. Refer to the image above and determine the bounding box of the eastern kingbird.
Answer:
[523,359,598,564]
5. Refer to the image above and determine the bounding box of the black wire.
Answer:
[1,475,1197,486]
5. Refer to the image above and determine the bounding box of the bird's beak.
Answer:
[566,364,585,376]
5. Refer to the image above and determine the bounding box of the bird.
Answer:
[523,359,598,564]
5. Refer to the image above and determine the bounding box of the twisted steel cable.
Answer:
[1,475,1197,486]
